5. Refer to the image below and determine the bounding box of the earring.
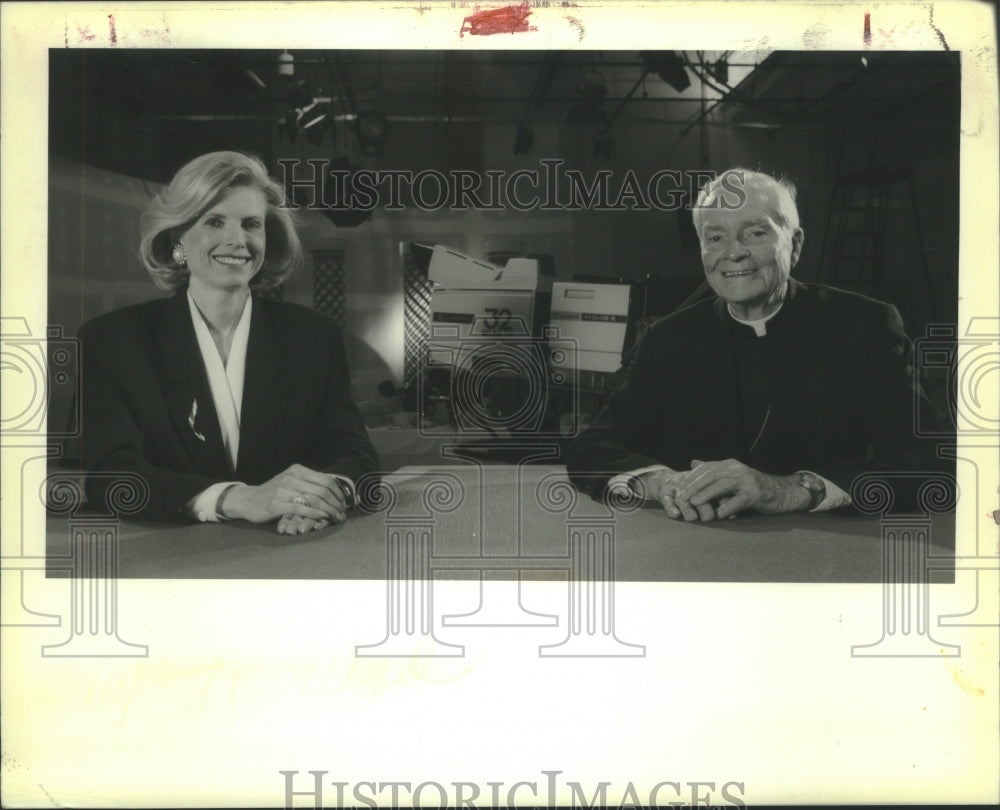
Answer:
[172,244,187,267]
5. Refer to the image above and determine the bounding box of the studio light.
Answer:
[640,51,692,93]
[298,102,330,145]
[274,66,334,145]
[286,77,316,109]
[708,56,729,84]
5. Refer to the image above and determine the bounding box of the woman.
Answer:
[80,151,379,534]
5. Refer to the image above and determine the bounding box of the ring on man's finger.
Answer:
[293,494,309,506]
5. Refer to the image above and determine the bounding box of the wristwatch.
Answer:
[796,471,827,511]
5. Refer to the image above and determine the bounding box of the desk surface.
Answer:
[46,464,955,582]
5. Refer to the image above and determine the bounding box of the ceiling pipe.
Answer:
[149,112,802,128]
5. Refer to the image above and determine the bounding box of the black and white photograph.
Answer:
[2,2,998,807]
[43,43,962,582]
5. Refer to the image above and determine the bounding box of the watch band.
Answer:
[796,471,826,511]
[329,475,357,509]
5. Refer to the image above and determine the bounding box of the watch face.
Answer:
[798,472,826,509]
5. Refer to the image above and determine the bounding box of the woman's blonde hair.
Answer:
[139,151,302,292]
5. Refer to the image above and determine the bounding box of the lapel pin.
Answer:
[188,397,206,442]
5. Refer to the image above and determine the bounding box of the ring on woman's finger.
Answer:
[293,494,310,506]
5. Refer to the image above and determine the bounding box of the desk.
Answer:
[46,464,955,582]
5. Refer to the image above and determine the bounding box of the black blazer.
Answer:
[79,291,380,521]
[566,280,950,502]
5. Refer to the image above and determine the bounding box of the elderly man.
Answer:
[566,168,943,520]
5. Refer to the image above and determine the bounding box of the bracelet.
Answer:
[329,476,356,509]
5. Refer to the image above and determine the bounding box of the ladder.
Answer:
[818,121,937,327]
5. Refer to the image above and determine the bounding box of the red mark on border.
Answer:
[108,14,117,44]
[863,11,871,45]
[76,25,95,42]
[460,1,533,36]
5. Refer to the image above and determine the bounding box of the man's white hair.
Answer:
[692,168,801,235]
